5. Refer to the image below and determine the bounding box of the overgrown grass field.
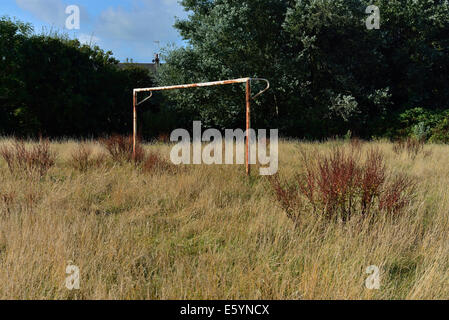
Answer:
[0,137,449,299]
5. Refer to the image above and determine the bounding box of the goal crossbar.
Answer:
[133,77,270,175]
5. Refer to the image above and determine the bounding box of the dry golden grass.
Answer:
[0,138,449,300]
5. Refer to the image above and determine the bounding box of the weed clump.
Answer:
[142,152,177,175]
[0,139,55,177]
[393,137,425,159]
[70,143,107,172]
[269,146,416,224]
[157,133,170,144]
[99,135,145,164]
[98,135,177,174]
[71,143,92,171]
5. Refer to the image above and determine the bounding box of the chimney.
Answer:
[154,53,160,70]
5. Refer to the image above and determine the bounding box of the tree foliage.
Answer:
[0,16,155,137]
[158,0,449,139]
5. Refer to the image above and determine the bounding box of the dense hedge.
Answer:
[0,17,156,138]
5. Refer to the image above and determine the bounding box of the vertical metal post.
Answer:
[246,79,251,176]
[133,91,137,161]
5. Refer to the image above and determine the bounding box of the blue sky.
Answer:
[1,0,188,62]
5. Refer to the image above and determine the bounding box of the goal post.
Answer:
[133,77,270,175]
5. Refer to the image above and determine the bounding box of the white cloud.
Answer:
[15,0,187,61]
[96,1,185,41]
[16,0,67,27]
[94,0,187,60]
[78,33,100,45]
[15,0,90,28]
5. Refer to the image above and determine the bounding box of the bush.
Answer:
[269,146,416,224]
[99,135,145,164]
[379,174,416,215]
[157,133,171,144]
[349,137,363,151]
[70,144,92,172]
[395,108,449,143]
[70,143,107,172]
[396,108,437,139]
[0,139,55,177]
[1,17,156,138]
[142,152,177,174]
[98,135,176,173]
[429,116,449,144]
[393,137,425,159]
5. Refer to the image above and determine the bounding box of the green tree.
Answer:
[159,0,449,138]
[0,17,33,134]
[0,16,156,137]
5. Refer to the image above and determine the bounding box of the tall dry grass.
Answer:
[0,137,449,299]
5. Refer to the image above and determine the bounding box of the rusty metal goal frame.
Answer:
[133,77,270,175]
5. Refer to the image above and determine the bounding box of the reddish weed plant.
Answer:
[100,135,145,164]
[0,139,55,177]
[157,133,171,144]
[270,146,416,224]
[349,138,363,151]
[99,135,177,173]
[142,152,177,174]
[70,143,107,171]
[71,143,92,172]
[393,138,425,159]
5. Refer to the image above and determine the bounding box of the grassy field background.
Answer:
[0,138,449,299]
